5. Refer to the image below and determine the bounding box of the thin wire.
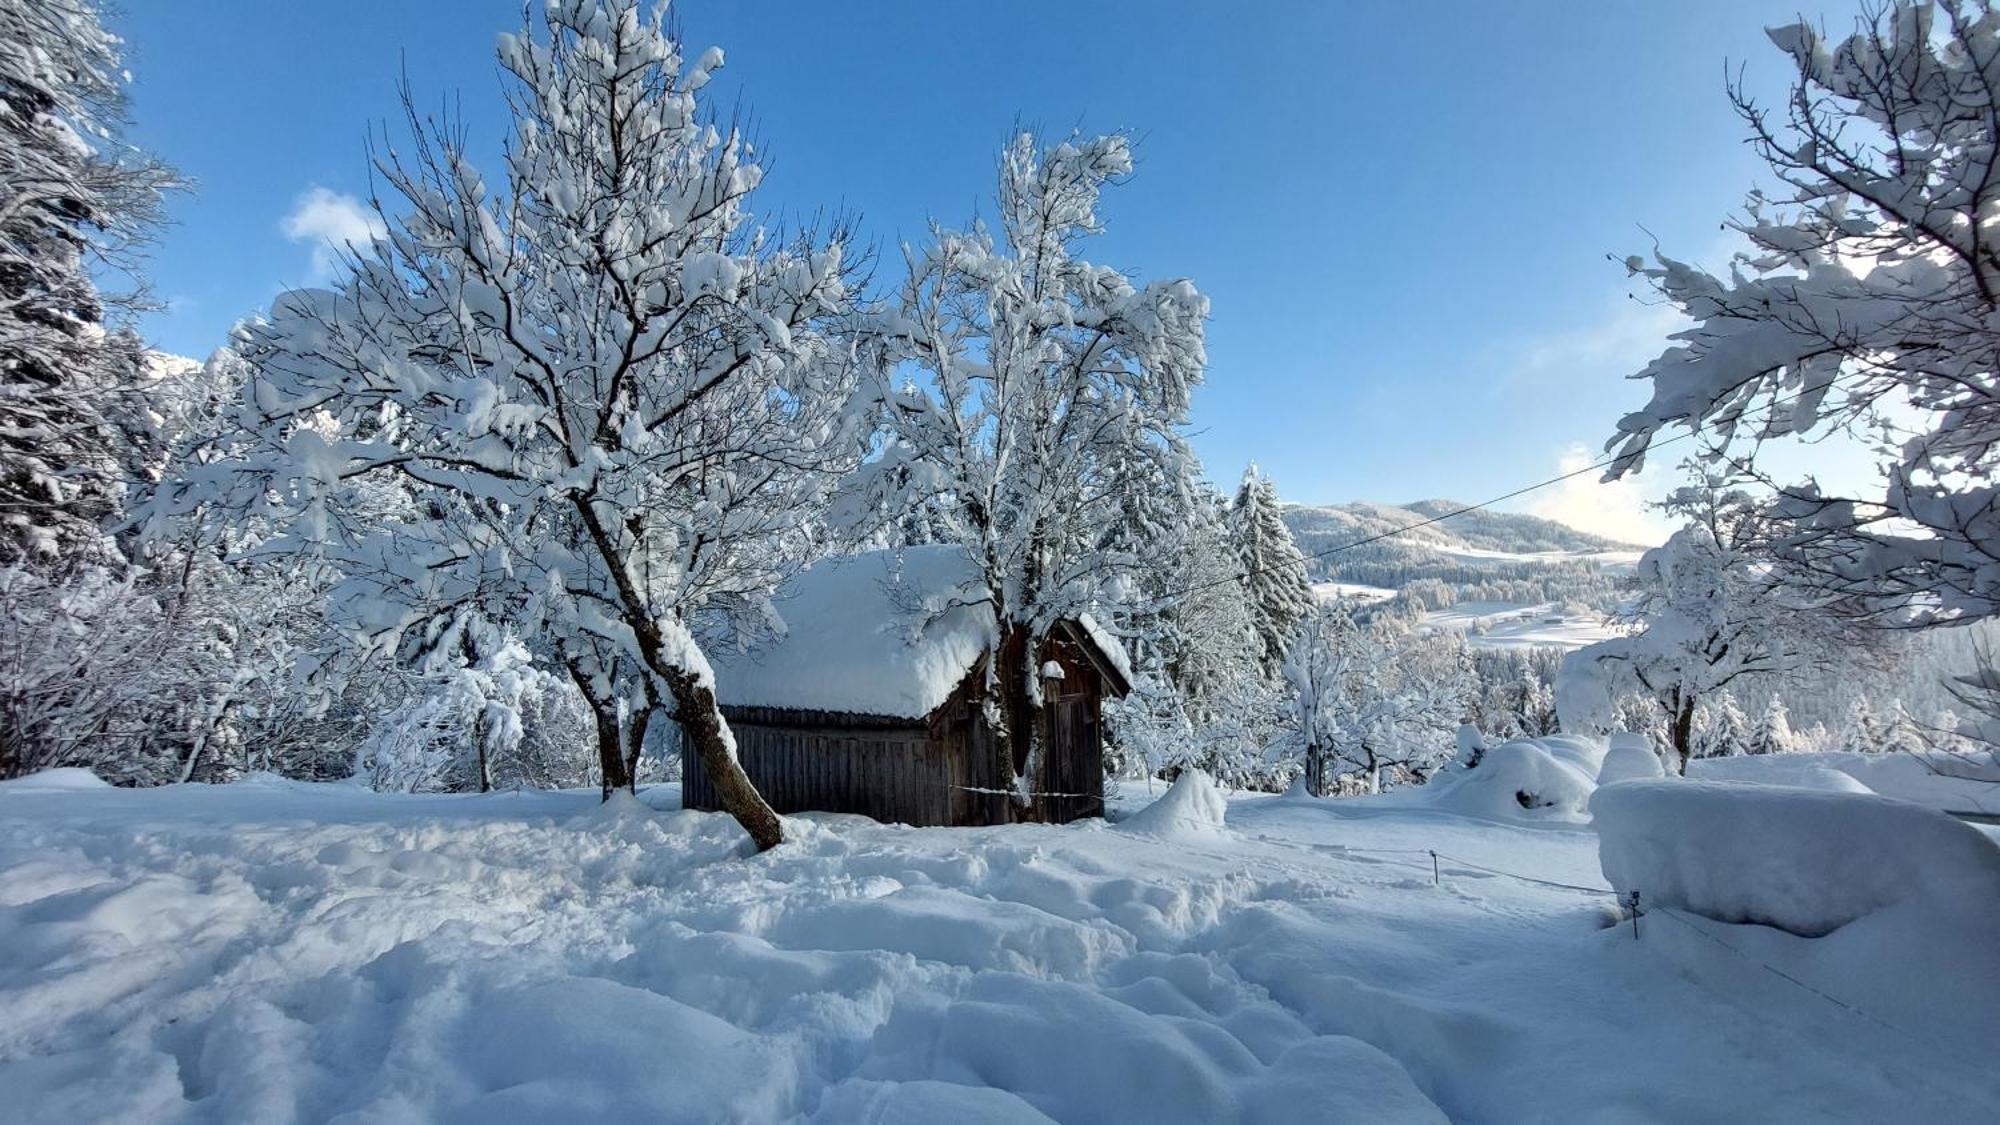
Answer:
[1179,375,1853,599]
[1428,851,1616,896]
[1646,904,1989,1074]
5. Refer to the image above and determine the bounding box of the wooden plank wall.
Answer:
[683,720,955,826]
[683,629,1111,828]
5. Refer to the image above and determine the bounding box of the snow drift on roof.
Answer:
[708,546,999,719]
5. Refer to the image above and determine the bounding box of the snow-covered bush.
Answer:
[1598,734,1664,785]
[1425,736,1602,822]
[355,630,589,793]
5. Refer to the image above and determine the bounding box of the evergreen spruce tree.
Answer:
[1231,464,1315,678]
[1746,696,1797,756]
[1840,696,1881,755]
[1698,692,1752,758]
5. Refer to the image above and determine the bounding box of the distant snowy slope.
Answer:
[1279,500,1644,650]
[1281,500,1641,562]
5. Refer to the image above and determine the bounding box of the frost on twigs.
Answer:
[148,0,865,847]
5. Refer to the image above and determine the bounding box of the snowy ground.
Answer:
[1435,547,1644,572]
[1308,581,1398,605]
[1419,600,1623,652]
[1,772,1993,1123]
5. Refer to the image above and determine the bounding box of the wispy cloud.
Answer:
[1499,296,1686,390]
[1524,442,1672,547]
[281,186,385,281]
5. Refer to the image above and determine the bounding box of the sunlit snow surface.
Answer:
[0,770,1992,1122]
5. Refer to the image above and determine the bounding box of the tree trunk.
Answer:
[1304,742,1325,797]
[663,667,783,851]
[570,498,781,849]
[473,709,492,793]
[1670,696,1695,777]
[567,659,630,802]
[622,691,653,793]
[993,625,1036,814]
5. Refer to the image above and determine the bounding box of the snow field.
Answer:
[1,769,1994,1122]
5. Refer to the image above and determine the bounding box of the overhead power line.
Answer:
[1183,376,1852,599]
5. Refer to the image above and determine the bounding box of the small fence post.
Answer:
[1429,850,1439,887]
[1630,890,1641,940]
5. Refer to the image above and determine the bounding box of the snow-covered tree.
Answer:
[1606,1,2000,626]
[1881,698,1933,756]
[1558,480,1846,773]
[1694,691,1753,759]
[855,132,1207,810]
[1285,603,1468,795]
[0,0,176,565]
[1232,464,1314,677]
[1745,695,1798,756]
[1840,695,1882,754]
[148,1,864,849]
[355,623,589,793]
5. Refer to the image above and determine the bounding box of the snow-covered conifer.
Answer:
[1231,464,1314,677]
[1839,696,1881,755]
[1696,691,1752,759]
[1746,696,1797,756]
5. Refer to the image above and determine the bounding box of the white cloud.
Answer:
[1524,443,1672,546]
[281,185,385,280]
[1500,297,1686,389]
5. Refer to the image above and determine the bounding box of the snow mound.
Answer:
[0,768,111,793]
[1597,735,1663,785]
[1690,751,1998,811]
[1118,770,1228,838]
[1592,780,2000,936]
[1426,737,1600,822]
[1690,756,1869,794]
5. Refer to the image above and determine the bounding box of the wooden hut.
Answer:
[681,547,1131,826]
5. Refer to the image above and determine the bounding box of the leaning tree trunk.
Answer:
[573,499,782,849]
[662,667,783,850]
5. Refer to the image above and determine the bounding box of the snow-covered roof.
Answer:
[708,546,1130,719]
[709,546,998,719]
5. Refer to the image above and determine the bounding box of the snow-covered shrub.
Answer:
[355,634,588,793]
[1597,734,1663,785]
[1592,780,2000,936]
[1426,736,1601,822]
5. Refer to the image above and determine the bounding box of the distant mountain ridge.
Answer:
[1277,500,1642,618]
[1281,500,1640,558]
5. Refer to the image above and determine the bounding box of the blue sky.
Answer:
[115,1,1868,542]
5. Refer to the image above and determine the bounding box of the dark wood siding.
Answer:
[682,621,1114,827]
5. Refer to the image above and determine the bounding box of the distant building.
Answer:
[682,547,1130,826]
